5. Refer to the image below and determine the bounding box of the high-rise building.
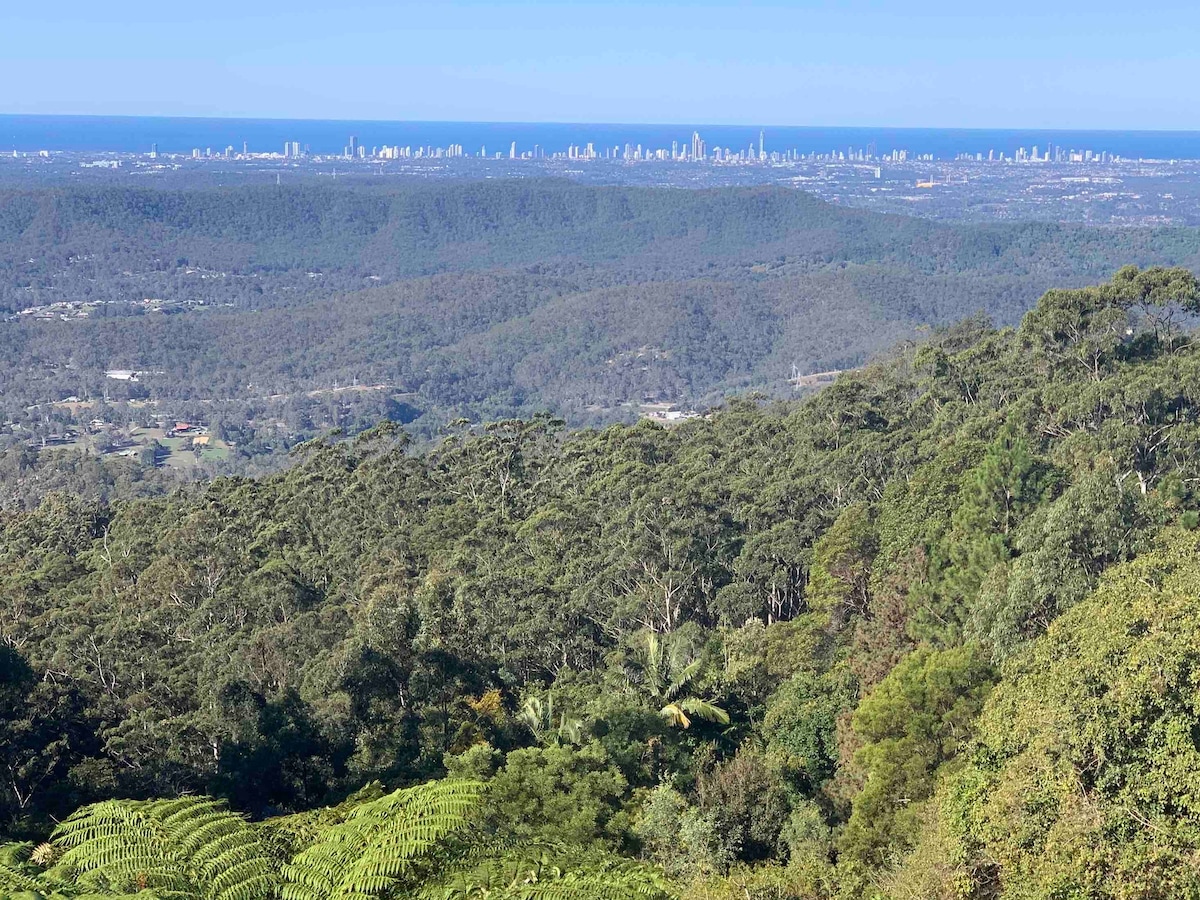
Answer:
[510,141,517,159]
[759,130,765,160]
[149,143,158,159]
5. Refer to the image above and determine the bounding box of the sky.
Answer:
[4,0,1200,129]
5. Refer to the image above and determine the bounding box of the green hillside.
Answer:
[5,182,1200,454]
[4,267,1200,897]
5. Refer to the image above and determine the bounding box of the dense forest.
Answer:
[3,266,1200,897]
[4,182,1200,459]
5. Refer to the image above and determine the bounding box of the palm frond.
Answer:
[664,658,703,701]
[678,697,729,725]
[659,702,692,729]
[641,634,665,698]
[659,697,729,729]
[516,696,547,735]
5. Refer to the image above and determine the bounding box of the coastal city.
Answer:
[7,128,1200,226]
[134,129,1124,167]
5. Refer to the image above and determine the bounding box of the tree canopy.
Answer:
[3,269,1200,897]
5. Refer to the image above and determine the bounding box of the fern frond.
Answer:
[0,841,49,894]
[49,796,277,900]
[281,779,484,900]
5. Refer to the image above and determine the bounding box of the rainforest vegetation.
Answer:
[1,266,1200,897]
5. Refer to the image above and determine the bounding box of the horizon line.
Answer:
[2,112,1199,136]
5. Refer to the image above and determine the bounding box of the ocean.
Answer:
[5,115,1200,161]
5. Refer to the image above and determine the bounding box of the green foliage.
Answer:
[433,843,671,899]
[841,646,994,865]
[624,633,730,730]
[280,779,483,900]
[915,529,1200,899]
[806,505,877,629]
[915,428,1059,644]
[515,695,583,746]
[763,670,854,791]
[696,746,793,864]
[967,465,1159,658]
[0,780,664,900]
[49,796,277,900]
[636,785,736,881]
[6,267,1200,894]
[481,743,631,849]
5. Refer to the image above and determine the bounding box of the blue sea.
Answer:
[5,115,1200,161]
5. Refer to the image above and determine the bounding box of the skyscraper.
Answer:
[349,136,359,158]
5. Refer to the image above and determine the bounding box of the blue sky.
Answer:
[4,1,1198,128]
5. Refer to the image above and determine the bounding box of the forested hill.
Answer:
[5,268,1200,897]
[10,179,1200,282]
[4,181,1200,453]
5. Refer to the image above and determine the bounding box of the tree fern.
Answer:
[263,783,390,863]
[280,778,484,900]
[0,842,48,895]
[48,797,278,900]
[0,840,150,899]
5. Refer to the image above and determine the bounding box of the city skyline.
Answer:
[6,116,1161,164]
[56,129,1132,167]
